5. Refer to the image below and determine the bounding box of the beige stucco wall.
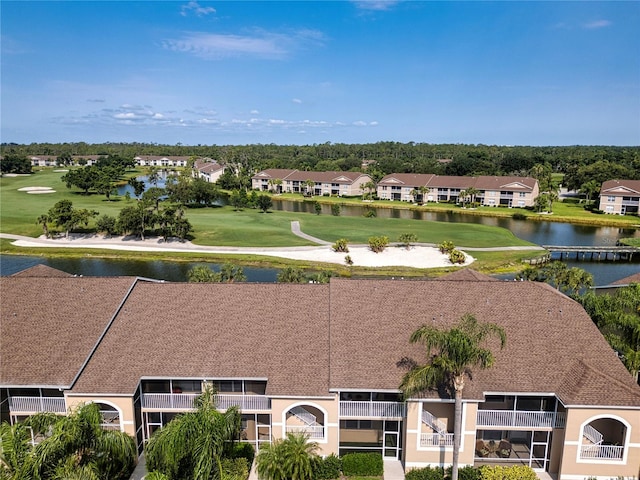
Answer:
[404,400,475,470]
[65,395,136,437]
[558,407,640,479]
[270,396,339,457]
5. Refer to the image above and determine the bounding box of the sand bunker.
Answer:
[3,173,32,177]
[18,186,56,194]
[53,169,69,172]
[18,186,53,191]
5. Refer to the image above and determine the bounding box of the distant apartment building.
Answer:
[598,179,640,215]
[376,174,539,207]
[252,169,373,197]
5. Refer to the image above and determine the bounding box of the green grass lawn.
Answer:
[1,169,537,248]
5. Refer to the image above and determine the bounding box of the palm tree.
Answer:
[0,403,137,480]
[145,386,242,480]
[400,314,506,480]
[256,432,318,480]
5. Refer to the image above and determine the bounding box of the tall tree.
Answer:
[400,314,506,480]
[145,386,242,480]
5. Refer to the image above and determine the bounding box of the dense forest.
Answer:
[2,142,639,189]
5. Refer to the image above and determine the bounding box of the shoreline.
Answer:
[1,233,476,269]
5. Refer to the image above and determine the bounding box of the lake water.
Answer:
[3,184,637,284]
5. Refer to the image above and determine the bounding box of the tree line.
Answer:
[3,142,638,185]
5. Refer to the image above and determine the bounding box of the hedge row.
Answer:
[405,464,537,480]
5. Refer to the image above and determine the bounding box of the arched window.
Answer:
[579,415,629,462]
[95,402,122,431]
[284,403,326,442]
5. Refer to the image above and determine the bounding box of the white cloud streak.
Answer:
[163,29,324,60]
[181,1,216,17]
[583,20,612,29]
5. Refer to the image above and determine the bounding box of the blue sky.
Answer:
[1,1,639,146]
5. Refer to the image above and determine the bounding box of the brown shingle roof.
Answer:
[377,174,434,187]
[612,273,640,285]
[10,264,73,278]
[71,283,331,396]
[4,277,639,407]
[327,278,640,407]
[601,179,640,195]
[0,277,136,387]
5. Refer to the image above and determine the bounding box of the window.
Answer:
[608,196,615,202]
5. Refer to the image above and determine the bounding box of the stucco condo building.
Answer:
[2,267,639,479]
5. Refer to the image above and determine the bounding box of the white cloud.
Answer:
[163,29,325,60]
[583,20,612,29]
[292,98,302,104]
[351,0,400,11]
[181,1,216,17]
[353,120,367,126]
[250,109,260,115]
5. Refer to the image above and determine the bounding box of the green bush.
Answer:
[511,212,527,220]
[368,236,389,253]
[341,452,383,476]
[479,465,537,480]
[229,441,255,466]
[451,465,481,480]
[449,249,466,264]
[405,465,444,480]
[331,203,342,216]
[332,238,350,253]
[220,457,249,480]
[438,240,455,254]
[312,453,342,479]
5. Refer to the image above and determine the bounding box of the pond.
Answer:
[0,255,278,283]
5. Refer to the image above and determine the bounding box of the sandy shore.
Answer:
[6,233,474,269]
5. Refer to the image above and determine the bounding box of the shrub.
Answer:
[96,214,118,236]
[451,465,481,480]
[331,203,341,216]
[229,441,255,466]
[315,201,322,215]
[479,465,537,480]
[368,236,389,253]
[399,232,418,250]
[449,249,466,264]
[341,452,383,477]
[438,240,455,254]
[405,465,445,480]
[220,457,249,480]
[312,453,341,480]
[332,238,349,253]
[511,212,527,220]
[363,207,377,218]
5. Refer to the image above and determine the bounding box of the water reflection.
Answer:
[272,199,639,246]
[0,255,278,283]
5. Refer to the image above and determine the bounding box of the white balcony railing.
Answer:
[339,401,405,418]
[421,410,446,433]
[286,425,325,439]
[583,424,603,445]
[420,433,454,447]
[142,393,270,411]
[476,410,566,429]
[8,396,66,413]
[580,444,624,460]
[215,394,270,411]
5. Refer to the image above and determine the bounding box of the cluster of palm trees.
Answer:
[0,402,136,480]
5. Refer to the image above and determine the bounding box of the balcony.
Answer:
[420,432,454,447]
[339,401,405,419]
[285,425,325,439]
[142,393,270,411]
[476,410,565,429]
[580,444,624,460]
[8,396,66,414]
